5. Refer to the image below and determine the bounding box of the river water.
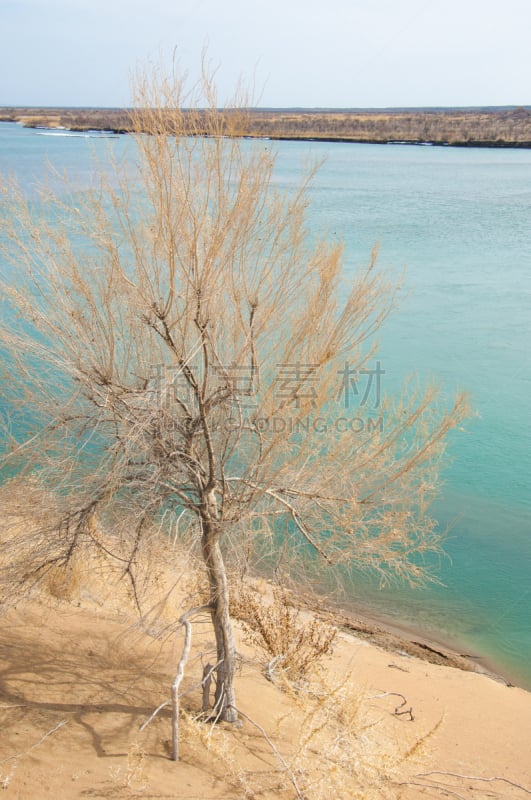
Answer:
[1,122,530,687]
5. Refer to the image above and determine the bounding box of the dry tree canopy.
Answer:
[0,63,469,598]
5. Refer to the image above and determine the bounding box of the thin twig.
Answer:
[201,661,223,713]
[265,654,285,682]
[0,720,68,765]
[140,646,220,739]
[171,604,211,761]
[139,700,170,732]
[416,771,531,795]
[202,662,213,713]
[370,691,414,721]
[231,705,305,800]
[395,780,468,800]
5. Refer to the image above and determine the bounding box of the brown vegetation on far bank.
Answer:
[1,105,531,146]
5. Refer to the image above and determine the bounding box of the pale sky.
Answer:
[1,0,530,108]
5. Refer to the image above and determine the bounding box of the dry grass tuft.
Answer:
[232,584,337,682]
[271,669,437,800]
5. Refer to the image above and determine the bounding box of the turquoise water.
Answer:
[275,140,531,685]
[1,123,530,686]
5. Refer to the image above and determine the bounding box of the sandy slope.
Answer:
[1,575,531,800]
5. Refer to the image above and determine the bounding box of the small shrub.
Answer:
[232,584,337,681]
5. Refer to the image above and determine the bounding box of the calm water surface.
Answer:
[1,122,530,686]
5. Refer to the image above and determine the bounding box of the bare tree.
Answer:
[0,64,468,725]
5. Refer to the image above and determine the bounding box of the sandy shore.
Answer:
[310,598,513,686]
[1,557,531,800]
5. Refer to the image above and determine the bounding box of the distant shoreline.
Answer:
[2,106,531,149]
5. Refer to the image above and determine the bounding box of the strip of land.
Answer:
[1,576,530,799]
[2,106,531,147]
[1,507,530,798]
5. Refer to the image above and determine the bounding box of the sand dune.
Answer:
[1,555,531,800]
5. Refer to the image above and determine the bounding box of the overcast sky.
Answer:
[1,0,530,108]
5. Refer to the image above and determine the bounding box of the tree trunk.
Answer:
[201,518,238,723]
